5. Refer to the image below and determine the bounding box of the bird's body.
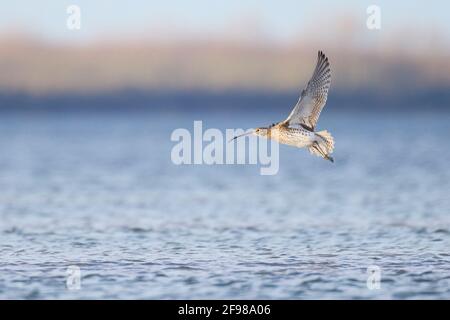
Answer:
[232,51,335,162]
[256,122,335,162]
[263,123,314,148]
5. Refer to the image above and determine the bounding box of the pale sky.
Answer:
[1,0,449,43]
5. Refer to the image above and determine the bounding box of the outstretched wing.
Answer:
[285,51,331,131]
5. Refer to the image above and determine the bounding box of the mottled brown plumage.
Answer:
[232,51,335,162]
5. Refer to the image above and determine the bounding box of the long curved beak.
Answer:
[228,130,254,143]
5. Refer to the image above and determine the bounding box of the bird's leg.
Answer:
[313,142,326,157]
[313,142,333,162]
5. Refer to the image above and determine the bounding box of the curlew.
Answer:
[231,51,334,162]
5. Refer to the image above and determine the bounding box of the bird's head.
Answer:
[254,127,269,137]
[256,122,278,137]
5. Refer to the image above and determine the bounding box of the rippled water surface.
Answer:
[0,109,449,299]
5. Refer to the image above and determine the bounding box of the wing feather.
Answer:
[285,51,331,130]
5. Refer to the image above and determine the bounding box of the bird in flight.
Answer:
[231,51,334,162]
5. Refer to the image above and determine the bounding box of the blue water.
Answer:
[0,108,449,299]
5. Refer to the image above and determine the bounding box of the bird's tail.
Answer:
[309,130,335,162]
